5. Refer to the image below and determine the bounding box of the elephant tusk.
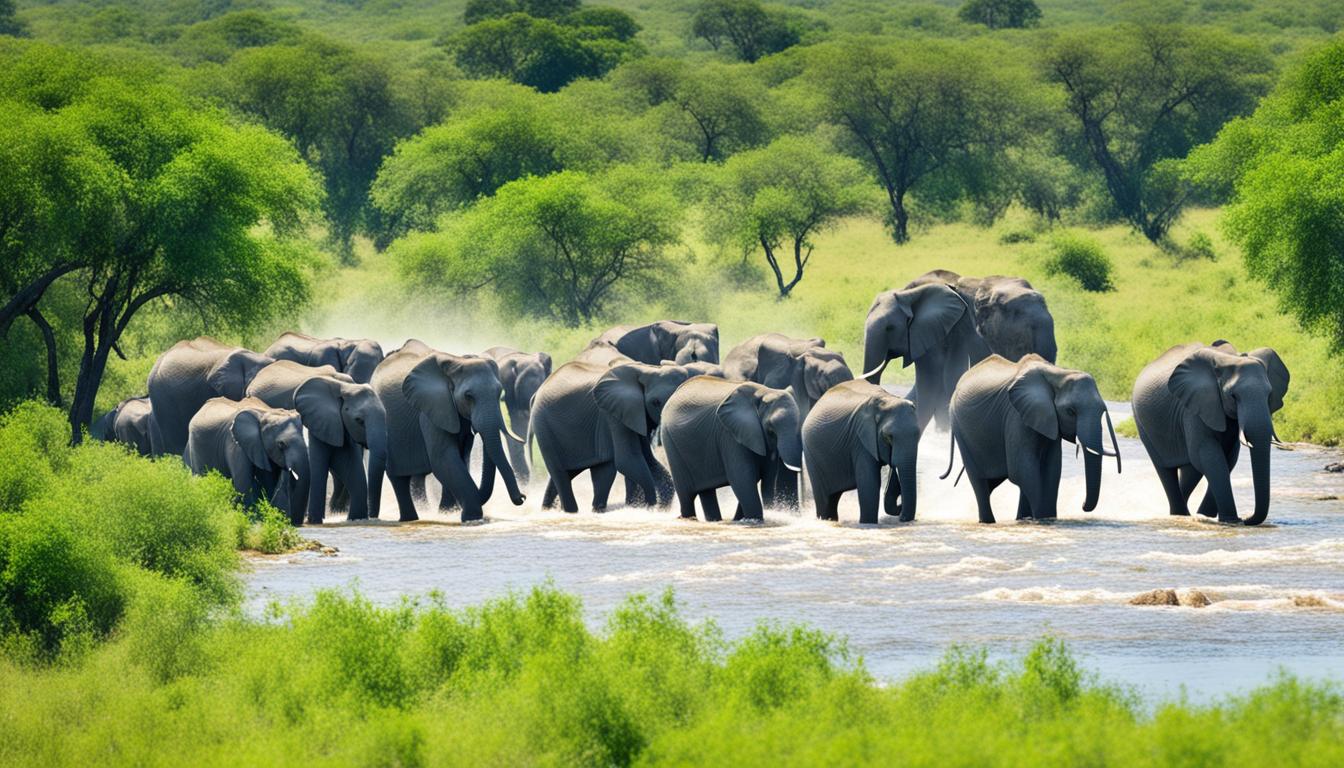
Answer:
[1104,410,1122,474]
[1075,441,1080,459]
[782,461,802,473]
[504,424,525,443]
[1239,430,1253,449]
[859,361,888,379]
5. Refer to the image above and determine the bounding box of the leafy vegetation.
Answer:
[1046,230,1114,292]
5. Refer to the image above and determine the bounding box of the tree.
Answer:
[464,0,581,24]
[1044,25,1271,243]
[711,137,875,297]
[618,59,771,162]
[0,45,321,441]
[223,37,425,258]
[808,39,1030,243]
[447,11,640,93]
[1187,38,1344,348]
[393,169,679,325]
[1,0,25,37]
[691,0,807,63]
[957,0,1041,29]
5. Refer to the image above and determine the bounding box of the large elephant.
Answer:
[531,360,695,513]
[184,397,311,525]
[146,337,274,456]
[948,355,1120,524]
[484,346,552,485]
[246,361,388,524]
[723,333,853,506]
[585,320,720,365]
[861,282,978,433]
[662,378,803,522]
[265,332,385,384]
[908,271,1058,364]
[372,348,526,522]
[1132,341,1289,525]
[90,396,154,456]
[803,381,920,524]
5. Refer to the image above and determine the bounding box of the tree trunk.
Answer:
[26,307,61,407]
[890,190,910,245]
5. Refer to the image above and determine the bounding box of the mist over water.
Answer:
[256,323,1344,702]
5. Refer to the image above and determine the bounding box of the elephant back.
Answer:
[662,377,738,486]
[370,350,434,477]
[114,397,154,456]
[246,360,343,409]
[147,338,248,455]
[532,362,610,469]
[185,397,245,475]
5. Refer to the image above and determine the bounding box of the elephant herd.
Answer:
[91,270,1291,528]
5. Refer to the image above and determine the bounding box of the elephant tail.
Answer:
[939,430,962,486]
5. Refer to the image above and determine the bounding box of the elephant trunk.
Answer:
[893,443,918,522]
[1079,416,1104,512]
[365,430,387,520]
[475,403,525,506]
[1240,405,1273,526]
[285,448,311,527]
[861,327,891,383]
[1036,324,1058,364]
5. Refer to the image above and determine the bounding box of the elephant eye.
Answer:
[277,440,287,450]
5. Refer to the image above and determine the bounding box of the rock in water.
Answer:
[1129,588,1180,606]
[1179,590,1211,608]
[1325,462,1344,473]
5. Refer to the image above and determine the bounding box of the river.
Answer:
[246,400,1344,702]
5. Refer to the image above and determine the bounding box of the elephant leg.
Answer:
[541,478,559,510]
[964,454,1000,524]
[331,446,369,521]
[612,431,658,508]
[1016,494,1033,521]
[642,438,675,506]
[1195,439,1240,519]
[810,479,837,521]
[389,474,419,522]
[1155,465,1188,516]
[700,491,722,522]
[1191,442,1238,523]
[1036,441,1061,520]
[430,440,484,522]
[330,477,349,512]
[855,459,881,525]
[729,468,764,521]
[306,439,333,525]
[409,474,428,504]
[883,465,902,517]
[506,436,529,485]
[676,485,697,519]
[477,434,497,505]
[1179,467,1203,506]
[591,462,618,511]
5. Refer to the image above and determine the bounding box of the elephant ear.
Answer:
[207,350,255,400]
[594,364,649,436]
[295,376,346,447]
[906,284,968,364]
[803,362,829,402]
[403,355,461,433]
[230,409,271,469]
[537,352,553,377]
[1247,347,1290,413]
[857,400,882,463]
[1169,351,1226,432]
[717,383,768,456]
[310,341,343,371]
[1008,368,1060,440]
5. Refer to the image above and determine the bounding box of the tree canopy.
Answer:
[957,0,1042,29]
[691,0,814,63]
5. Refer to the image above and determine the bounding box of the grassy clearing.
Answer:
[321,208,1344,444]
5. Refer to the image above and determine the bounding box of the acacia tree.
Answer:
[1044,25,1270,243]
[393,169,678,325]
[808,39,1028,243]
[617,59,771,162]
[691,0,805,62]
[712,137,874,297]
[1188,38,1344,348]
[0,47,321,441]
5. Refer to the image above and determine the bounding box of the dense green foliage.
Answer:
[691,0,816,62]
[1045,230,1115,292]
[1190,37,1344,350]
[959,0,1042,29]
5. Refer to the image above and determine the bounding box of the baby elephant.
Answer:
[949,355,1120,523]
[661,378,802,522]
[184,397,311,525]
[803,381,920,524]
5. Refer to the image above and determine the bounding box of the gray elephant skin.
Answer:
[863,272,1057,432]
[803,380,920,524]
[146,337,274,456]
[1132,341,1289,525]
[266,331,385,385]
[584,320,720,365]
[91,396,154,456]
[184,397,311,525]
[662,377,802,521]
[247,361,389,524]
[531,360,695,513]
[372,347,526,522]
[949,354,1119,523]
[484,346,552,484]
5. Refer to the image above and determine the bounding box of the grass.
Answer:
[318,207,1344,445]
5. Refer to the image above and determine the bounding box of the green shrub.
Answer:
[1183,231,1218,261]
[1046,230,1115,291]
[0,402,72,514]
[239,502,304,554]
[997,225,1037,244]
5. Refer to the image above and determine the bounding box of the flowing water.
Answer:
[247,401,1344,702]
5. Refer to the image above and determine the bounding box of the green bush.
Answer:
[239,502,304,554]
[0,402,73,513]
[1183,231,1218,261]
[997,225,1037,244]
[1046,230,1115,291]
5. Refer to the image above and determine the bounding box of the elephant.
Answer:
[723,333,854,506]
[861,282,979,433]
[947,354,1120,524]
[146,337,274,457]
[1132,341,1289,525]
[90,396,154,456]
[802,380,920,524]
[371,347,526,523]
[483,346,553,485]
[246,361,388,524]
[584,320,720,365]
[265,331,385,384]
[908,271,1058,364]
[184,397,311,525]
[661,377,803,522]
[531,360,697,513]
